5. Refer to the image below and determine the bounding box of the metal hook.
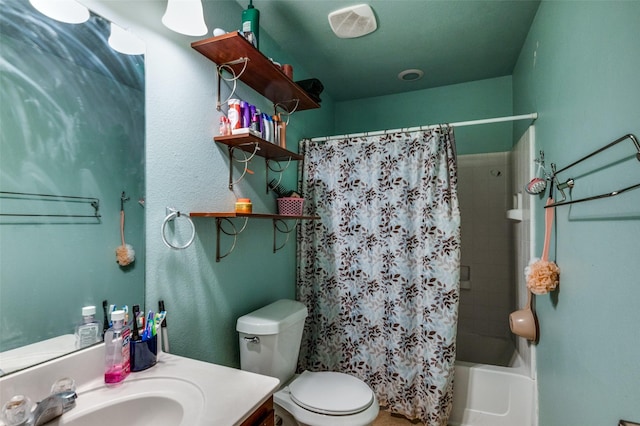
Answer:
[120,191,130,210]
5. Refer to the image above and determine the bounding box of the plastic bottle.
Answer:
[278,114,287,148]
[219,116,231,136]
[241,0,260,49]
[228,99,241,130]
[75,305,100,349]
[104,310,130,384]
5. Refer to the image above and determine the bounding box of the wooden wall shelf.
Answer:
[190,212,319,220]
[214,134,302,162]
[190,211,320,261]
[191,32,320,112]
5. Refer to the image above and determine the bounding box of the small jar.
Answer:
[282,64,293,80]
[235,198,252,213]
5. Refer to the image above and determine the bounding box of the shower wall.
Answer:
[510,127,535,377]
[456,152,516,366]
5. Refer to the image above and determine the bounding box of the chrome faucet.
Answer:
[1,378,77,426]
[30,390,77,426]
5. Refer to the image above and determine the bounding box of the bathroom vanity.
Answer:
[0,344,279,426]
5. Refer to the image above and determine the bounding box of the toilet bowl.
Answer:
[274,371,379,426]
[236,299,379,426]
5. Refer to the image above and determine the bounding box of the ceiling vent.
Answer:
[328,4,377,39]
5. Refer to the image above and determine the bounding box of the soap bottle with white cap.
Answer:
[104,310,131,384]
[74,305,100,349]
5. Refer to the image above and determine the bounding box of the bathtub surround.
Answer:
[297,129,460,425]
[455,151,515,367]
[511,127,537,378]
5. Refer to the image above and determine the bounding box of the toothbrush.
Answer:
[132,305,140,340]
[102,300,109,335]
[154,312,167,336]
[158,300,169,353]
[143,311,154,340]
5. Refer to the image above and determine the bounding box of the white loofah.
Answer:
[116,244,135,266]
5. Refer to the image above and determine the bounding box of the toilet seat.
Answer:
[288,371,374,415]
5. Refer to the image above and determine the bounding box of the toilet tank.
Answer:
[236,299,308,386]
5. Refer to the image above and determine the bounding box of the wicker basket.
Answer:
[277,197,305,216]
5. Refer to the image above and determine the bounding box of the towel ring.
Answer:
[161,207,195,250]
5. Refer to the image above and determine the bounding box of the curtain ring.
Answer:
[161,207,196,250]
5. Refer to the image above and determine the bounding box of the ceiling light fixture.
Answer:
[328,4,377,39]
[29,0,90,24]
[398,69,424,82]
[162,0,208,37]
[108,23,145,56]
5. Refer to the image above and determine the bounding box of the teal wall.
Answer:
[332,76,516,155]
[513,2,640,425]
[90,1,335,368]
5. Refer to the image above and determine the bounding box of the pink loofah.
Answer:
[525,196,560,295]
[525,258,560,295]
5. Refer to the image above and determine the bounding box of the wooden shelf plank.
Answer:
[189,212,320,220]
[214,134,302,161]
[191,32,320,112]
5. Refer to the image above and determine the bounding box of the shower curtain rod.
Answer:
[309,113,538,142]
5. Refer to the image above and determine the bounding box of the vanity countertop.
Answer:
[0,345,279,426]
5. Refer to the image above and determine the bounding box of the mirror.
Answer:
[0,0,145,375]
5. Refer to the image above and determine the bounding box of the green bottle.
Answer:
[241,0,260,49]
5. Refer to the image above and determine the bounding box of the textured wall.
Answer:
[86,0,335,367]
[513,2,640,424]
[333,76,516,155]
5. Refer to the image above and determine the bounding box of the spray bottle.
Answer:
[241,0,260,49]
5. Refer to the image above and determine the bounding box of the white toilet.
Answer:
[237,299,379,426]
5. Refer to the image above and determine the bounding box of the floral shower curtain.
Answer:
[296,128,461,425]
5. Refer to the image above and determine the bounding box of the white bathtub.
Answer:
[449,357,536,426]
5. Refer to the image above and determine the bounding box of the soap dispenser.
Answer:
[104,310,130,384]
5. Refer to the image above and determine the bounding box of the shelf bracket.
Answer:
[265,157,294,194]
[215,216,249,261]
[216,57,250,111]
[227,143,260,190]
[272,218,299,253]
[274,100,300,117]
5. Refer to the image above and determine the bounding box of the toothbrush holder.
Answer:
[130,334,157,372]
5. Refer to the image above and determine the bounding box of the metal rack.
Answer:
[546,133,640,208]
[0,191,101,218]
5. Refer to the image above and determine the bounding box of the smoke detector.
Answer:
[328,4,377,39]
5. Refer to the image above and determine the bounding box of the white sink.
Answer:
[1,345,279,426]
[55,377,205,426]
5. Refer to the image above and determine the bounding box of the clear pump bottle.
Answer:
[74,305,100,349]
[104,310,130,384]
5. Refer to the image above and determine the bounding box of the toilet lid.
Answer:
[288,371,374,415]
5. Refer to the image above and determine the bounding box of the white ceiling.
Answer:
[236,0,541,102]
